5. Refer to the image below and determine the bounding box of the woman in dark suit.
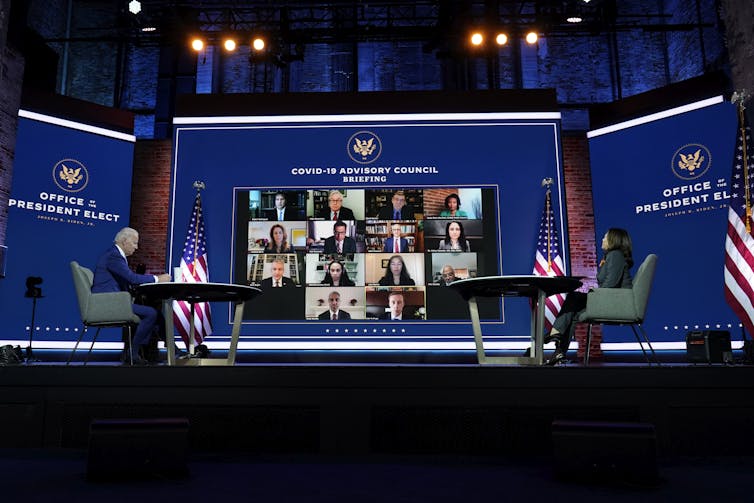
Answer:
[378,255,416,286]
[320,259,355,287]
[263,224,292,253]
[546,227,634,365]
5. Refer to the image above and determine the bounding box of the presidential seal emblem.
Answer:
[347,131,382,164]
[671,143,711,180]
[53,158,89,192]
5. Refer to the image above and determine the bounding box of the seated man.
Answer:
[323,221,357,254]
[439,265,457,286]
[377,190,415,220]
[379,291,406,320]
[92,227,171,365]
[318,291,352,320]
[316,190,355,220]
[383,223,409,253]
[265,192,296,221]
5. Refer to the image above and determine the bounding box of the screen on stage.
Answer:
[588,97,740,347]
[170,110,565,348]
[0,110,135,348]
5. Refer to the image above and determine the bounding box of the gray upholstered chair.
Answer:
[67,261,140,365]
[578,254,659,366]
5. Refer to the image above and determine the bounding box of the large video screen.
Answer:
[170,110,565,348]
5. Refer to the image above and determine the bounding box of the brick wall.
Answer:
[0,46,25,247]
[127,139,172,274]
[423,188,456,216]
[562,133,601,358]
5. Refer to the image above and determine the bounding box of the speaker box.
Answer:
[87,418,189,480]
[552,420,658,484]
[686,330,732,364]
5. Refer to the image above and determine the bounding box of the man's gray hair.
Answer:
[114,227,138,244]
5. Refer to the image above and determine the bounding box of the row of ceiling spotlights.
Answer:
[190,36,268,52]
[189,31,538,53]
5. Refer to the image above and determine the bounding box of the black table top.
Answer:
[136,282,261,303]
[449,275,583,300]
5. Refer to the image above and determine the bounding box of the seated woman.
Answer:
[437,221,471,252]
[263,224,292,253]
[320,259,355,287]
[547,227,634,365]
[378,255,416,286]
[438,193,468,218]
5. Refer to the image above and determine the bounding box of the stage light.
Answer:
[495,33,508,46]
[190,38,204,52]
[252,37,266,51]
[140,26,157,32]
[470,32,484,46]
[128,0,141,15]
[525,31,538,44]
[223,38,237,52]
[566,16,583,23]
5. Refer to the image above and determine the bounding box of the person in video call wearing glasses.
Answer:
[383,222,409,253]
[316,190,355,220]
[378,190,415,220]
[318,290,352,320]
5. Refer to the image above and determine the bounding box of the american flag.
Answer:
[173,193,212,344]
[532,188,566,332]
[724,106,754,337]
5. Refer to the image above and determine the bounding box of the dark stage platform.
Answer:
[2,352,753,459]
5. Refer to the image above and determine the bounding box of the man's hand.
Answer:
[157,273,172,283]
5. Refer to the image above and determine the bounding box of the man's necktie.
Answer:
[278,210,283,221]
[332,313,337,320]
[394,239,399,253]
[394,210,399,220]
[275,280,280,287]
[337,241,342,253]
[332,211,338,220]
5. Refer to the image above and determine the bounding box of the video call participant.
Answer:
[439,265,457,286]
[259,258,295,290]
[265,192,296,221]
[316,190,355,220]
[383,223,409,253]
[92,227,171,365]
[264,224,293,253]
[321,259,355,287]
[379,291,406,320]
[439,193,467,218]
[378,255,416,286]
[377,190,415,220]
[437,221,471,251]
[323,221,357,254]
[318,291,352,320]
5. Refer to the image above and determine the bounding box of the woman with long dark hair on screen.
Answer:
[321,259,355,287]
[545,227,634,365]
[437,221,470,252]
[263,224,292,253]
[378,255,416,286]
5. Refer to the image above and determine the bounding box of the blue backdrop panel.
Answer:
[0,112,135,346]
[588,100,739,344]
[170,114,565,347]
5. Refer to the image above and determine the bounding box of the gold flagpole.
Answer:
[541,177,554,271]
[732,91,751,233]
[192,180,206,279]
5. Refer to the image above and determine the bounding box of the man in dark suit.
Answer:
[383,222,409,253]
[316,190,355,220]
[377,190,415,220]
[259,258,296,291]
[323,221,357,254]
[92,227,171,364]
[318,291,352,320]
[379,291,406,320]
[264,192,293,221]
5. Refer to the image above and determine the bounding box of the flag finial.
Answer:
[193,180,206,192]
[732,90,750,108]
[541,177,554,189]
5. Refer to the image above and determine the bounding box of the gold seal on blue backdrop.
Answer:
[671,143,711,180]
[347,131,382,164]
[52,158,89,192]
